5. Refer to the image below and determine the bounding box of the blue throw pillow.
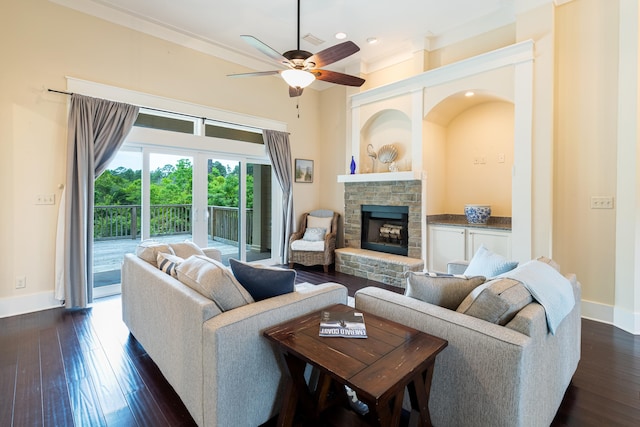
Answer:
[463,245,518,278]
[229,258,296,301]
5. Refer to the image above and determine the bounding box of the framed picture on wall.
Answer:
[295,159,314,183]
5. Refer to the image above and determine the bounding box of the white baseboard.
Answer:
[0,285,123,318]
[613,305,640,335]
[580,298,640,335]
[0,291,63,318]
[580,298,614,324]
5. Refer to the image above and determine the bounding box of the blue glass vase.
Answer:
[350,156,356,174]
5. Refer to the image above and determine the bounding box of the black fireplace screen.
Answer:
[361,205,409,256]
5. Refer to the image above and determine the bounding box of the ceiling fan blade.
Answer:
[313,69,365,87]
[227,70,281,78]
[305,41,360,68]
[240,35,291,66]
[289,86,304,97]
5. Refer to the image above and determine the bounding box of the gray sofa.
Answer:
[121,250,348,427]
[354,264,581,427]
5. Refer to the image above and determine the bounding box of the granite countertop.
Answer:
[427,214,512,231]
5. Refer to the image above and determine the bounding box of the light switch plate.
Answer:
[591,196,614,209]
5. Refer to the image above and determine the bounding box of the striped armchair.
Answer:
[288,209,339,273]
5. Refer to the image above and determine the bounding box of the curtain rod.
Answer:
[47,88,265,133]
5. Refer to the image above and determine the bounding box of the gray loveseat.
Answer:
[354,261,581,427]
[122,247,348,427]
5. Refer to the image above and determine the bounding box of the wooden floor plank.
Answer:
[57,312,107,426]
[66,376,107,427]
[130,353,197,427]
[12,328,42,427]
[124,388,171,427]
[0,326,18,427]
[40,326,74,427]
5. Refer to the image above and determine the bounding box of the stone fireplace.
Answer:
[336,179,424,288]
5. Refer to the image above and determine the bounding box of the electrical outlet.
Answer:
[498,153,505,163]
[591,196,614,209]
[16,276,26,289]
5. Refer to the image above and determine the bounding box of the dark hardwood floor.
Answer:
[1,266,639,426]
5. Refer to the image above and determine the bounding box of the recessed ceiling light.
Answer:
[465,91,475,97]
[367,37,378,44]
[335,32,347,40]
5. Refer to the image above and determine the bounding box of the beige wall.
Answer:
[554,0,620,306]
[0,0,321,304]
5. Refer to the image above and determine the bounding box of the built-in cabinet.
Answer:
[428,225,512,273]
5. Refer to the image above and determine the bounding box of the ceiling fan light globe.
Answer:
[281,69,315,88]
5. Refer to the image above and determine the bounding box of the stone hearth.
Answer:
[337,180,423,288]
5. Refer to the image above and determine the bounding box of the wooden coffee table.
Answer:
[263,304,447,427]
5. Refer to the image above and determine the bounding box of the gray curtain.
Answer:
[57,94,139,308]
[263,129,294,263]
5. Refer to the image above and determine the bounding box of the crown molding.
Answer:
[49,0,275,73]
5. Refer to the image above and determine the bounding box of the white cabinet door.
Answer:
[466,229,512,260]
[428,225,466,273]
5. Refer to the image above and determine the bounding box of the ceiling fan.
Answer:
[227,0,366,97]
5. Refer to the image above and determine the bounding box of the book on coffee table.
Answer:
[319,310,367,338]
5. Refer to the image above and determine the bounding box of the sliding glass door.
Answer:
[246,162,272,262]
[193,156,273,264]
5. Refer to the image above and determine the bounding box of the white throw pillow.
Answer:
[463,245,518,278]
[307,215,332,236]
[157,252,183,278]
[136,240,174,267]
[302,227,326,241]
[169,241,206,259]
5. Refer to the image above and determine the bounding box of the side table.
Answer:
[263,304,448,426]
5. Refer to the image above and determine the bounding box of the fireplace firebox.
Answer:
[361,205,409,256]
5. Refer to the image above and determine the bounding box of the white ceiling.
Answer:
[54,0,555,79]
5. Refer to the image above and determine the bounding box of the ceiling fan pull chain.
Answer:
[296,0,301,51]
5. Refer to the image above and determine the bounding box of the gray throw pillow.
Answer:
[456,278,533,325]
[229,258,296,302]
[176,255,254,311]
[405,272,486,310]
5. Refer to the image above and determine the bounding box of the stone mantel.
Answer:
[337,171,422,183]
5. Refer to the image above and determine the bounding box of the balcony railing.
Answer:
[94,204,253,245]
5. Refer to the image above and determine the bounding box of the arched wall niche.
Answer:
[424,92,515,216]
[359,109,412,173]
